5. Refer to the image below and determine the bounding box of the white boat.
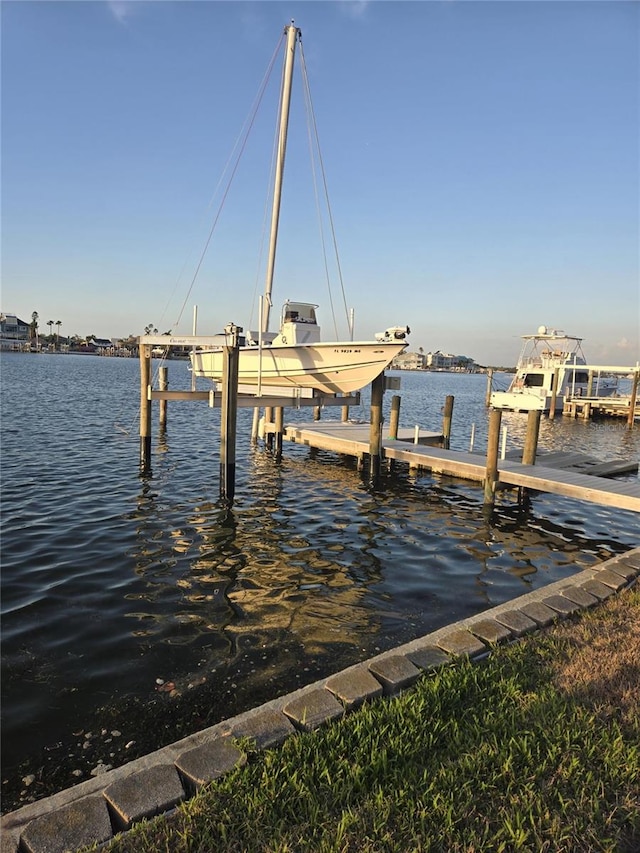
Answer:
[490,326,618,413]
[190,24,409,395]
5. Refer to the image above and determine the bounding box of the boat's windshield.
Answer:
[282,302,318,324]
[522,373,545,387]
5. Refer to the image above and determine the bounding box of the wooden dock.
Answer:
[276,422,640,513]
[563,396,640,421]
[281,423,443,455]
[136,338,638,510]
[498,459,640,511]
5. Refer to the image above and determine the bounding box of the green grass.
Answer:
[96,588,640,853]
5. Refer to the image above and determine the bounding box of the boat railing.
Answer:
[520,356,544,368]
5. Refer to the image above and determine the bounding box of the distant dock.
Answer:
[562,395,640,421]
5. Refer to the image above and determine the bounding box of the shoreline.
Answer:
[2,547,638,853]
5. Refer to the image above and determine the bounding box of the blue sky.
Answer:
[2,0,638,366]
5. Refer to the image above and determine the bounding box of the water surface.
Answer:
[2,353,638,810]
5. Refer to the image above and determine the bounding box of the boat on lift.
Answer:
[190,24,409,395]
[490,326,618,413]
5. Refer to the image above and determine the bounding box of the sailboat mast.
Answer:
[261,22,300,335]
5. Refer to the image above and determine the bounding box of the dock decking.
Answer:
[498,459,640,510]
[563,396,640,421]
[277,422,640,513]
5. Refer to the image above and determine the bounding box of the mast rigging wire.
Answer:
[298,38,351,340]
[154,26,350,347]
[170,32,286,334]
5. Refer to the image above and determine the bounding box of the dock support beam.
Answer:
[275,407,284,459]
[264,407,274,449]
[484,408,502,505]
[139,343,152,473]
[389,395,400,440]
[369,372,385,480]
[522,409,541,466]
[220,324,240,504]
[628,372,639,429]
[485,369,493,407]
[251,407,260,444]
[159,366,168,431]
[442,395,454,449]
[549,368,560,420]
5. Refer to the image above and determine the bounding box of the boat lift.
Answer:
[137,327,402,502]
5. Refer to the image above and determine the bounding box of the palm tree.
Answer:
[55,320,62,348]
[30,311,39,345]
[47,320,54,341]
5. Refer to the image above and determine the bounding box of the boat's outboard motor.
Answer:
[375,325,411,342]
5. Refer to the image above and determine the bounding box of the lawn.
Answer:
[95,585,639,852]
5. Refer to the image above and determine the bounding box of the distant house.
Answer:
[452,355,477,372]
[426,350,454,370]
[392,351,426,370]
[426,351,477,371]
[0,313,30,350]
[91,337,114,353]
[391,350,479,371]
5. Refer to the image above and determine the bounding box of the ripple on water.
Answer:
[2,355,640,810]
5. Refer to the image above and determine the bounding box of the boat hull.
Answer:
[491,382,619,413]
[490,391,564,412]
[191,341,406,395]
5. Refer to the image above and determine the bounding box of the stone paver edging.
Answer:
[2,548,638,853]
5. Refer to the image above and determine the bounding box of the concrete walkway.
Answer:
[2,548,639,853]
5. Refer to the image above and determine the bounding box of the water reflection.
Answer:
[125,448,384,685]
[127,415,639,678]
[2,355,639,810]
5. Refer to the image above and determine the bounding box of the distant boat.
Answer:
[190,23,409,396]
[490,326,618,413]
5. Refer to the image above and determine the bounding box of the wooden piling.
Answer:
[386,395,401,473]
[442,395,454,449]
[251,406,260,444]
[314,404,322,421]
[264,406,274,449]
[139,343,152,472]
[484,408,502,505]
[159,366,168,431]
[628,371,639,429]
[275,407,284,458]
[389,395,400,440]
[220,324,240,503]
[522,409,541,466]
[341,403,349,423]
[369,372,385,479]
[485,369,493,407]
[549,367,559,420]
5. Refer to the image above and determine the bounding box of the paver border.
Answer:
[2,547,638,853]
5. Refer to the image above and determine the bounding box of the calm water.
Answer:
[2,352,639,809]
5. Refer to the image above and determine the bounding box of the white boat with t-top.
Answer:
[190,24,409,395]
[490,326,618,413]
